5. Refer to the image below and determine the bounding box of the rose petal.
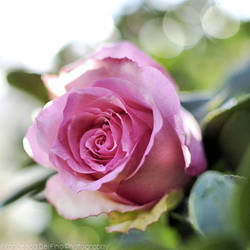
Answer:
[45,174,141,220]
[66,59,181,145]
[42,41,177,99]
[42,59,102,98]
[67,113,97,173]
[24,94,67,167]
[92,75,186,182]
[117,120,188,204]
[51,87,126,173]
[93,41,174,81]
[53,147,131,193]
[181,108,207,175]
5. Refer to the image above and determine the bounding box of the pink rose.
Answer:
[24,42,206,223]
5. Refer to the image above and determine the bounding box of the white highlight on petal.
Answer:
[182,145,191,168]
[23,137,33,158]
[43,100,54,109]
[163,16,203,50]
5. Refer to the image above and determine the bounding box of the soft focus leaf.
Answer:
[180,91,212,121]
[7,70,50,103]
[180,235,243,250]
[203,94,250,164]
[189,171,236,235]
[0,171,55,209]
[55,43,90,70]
[219,111,250,166]
[209,61,250,109]
[106,190,183,233]
[233,146,250,242]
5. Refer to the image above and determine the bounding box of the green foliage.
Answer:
[219,111,250,166]
[180,235,243,250]
[7,70,50,103]
[203,94,250,165]
[0,170,54,209]
[189,171,236,236]
[212,61,250,108]
[233,146,250,243]
[180,92,212,122]
[186,150,250,250]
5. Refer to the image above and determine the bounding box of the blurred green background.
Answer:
[0,0,250,249]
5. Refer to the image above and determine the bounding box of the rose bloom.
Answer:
[24,42,206,223]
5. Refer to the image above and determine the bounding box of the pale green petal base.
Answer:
[106,190,183,233]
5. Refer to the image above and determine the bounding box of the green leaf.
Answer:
[233,146,250,242]
[219,111,250,166]
[210,61,250,109]
[180,91,212,122]
[189,171,236,236]
[54,43,91,70]
[106,190,183,233]
[7,70,50,103]
[0,171,55,209]
[203,94,250,164]
[202,62,250,165]
[180,235,243,250]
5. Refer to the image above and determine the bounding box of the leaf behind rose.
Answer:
[202,94,250,165]
[209,61,250,109]
[233,146,250,243]
[0,170,55,209]
[189,171,238,236]
[7,70,50,104]
[180,91,212,122]
[106,190,183,233]
[179,235,243,250]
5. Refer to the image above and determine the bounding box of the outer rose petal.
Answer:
[42,59,102,99]
[42,41,176,99]
[181,108,207,175]
[24,95,67,167]
[117,120,188,204]
[46,174,142,220]
[93,41,173,80]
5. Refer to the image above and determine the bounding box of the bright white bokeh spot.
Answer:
[23,138,33,158]
[163,17,186,47]
[139,18,183,58]
[215,0,250,21]
[175,5,200,25]
[163,16,203,49]
[201,6,240,39]
[147,0,187,11]
[6,198,51,235]
[0,0,126,72]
